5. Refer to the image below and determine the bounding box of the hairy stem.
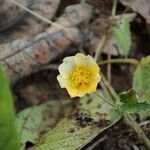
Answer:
[101,73,150,149]
[111,0,118,16]
[99,58,140,66]
[11,0,67,31]
[94,35,107,61]
[124,113,150,149]
[106,0,118,82]
[101,73,120,103]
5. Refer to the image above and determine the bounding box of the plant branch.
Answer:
[95,92,115,108]
[93,0,150,145]
[10,0,67,31]
[111,0,118,16]
[101,72,150,149]
[94,0,118,62]
[99,58,140,66]
[101,73,120,103]
[124,113,150,149]
[106,0,118,82]
[94,34,108,61]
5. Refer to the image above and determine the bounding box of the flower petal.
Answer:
[57,75,68,88]
[67,88,85,98]
[58,56,76,77]
[74,53,97,67]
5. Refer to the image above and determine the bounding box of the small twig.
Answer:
[107,0,118,84]
[41,64,59,71]
[132,145,140,150]
[139,120,150,127]
[101,73,120,103]
[100,82,114,104]
[124,113,150,149]
[99,58,140,66]
[85,136,107,150]
[95,92,115,108]
[107,39,112,83]
[111,0,118,16]
[94,34,108,61]
[94,0,119,62]
[109,13,136,22]
[10,0,67,31]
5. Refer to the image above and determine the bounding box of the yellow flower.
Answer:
[57,53,101,98]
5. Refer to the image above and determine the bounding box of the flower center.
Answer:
[69,65,91,89]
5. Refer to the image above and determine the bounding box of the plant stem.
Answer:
[11,0,67,31]
[94,0,117,62]
[94,34,108,61]
[124,113,150,149]
[94,0,150,148]
[107,0,118,82]
[101,73,120,103]
[101,73,150,149]
[95,92,115,108]
[111,0,118,16]
[107,37,112,83]
[99,58,139,66]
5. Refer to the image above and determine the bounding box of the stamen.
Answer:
[69,65,91,89]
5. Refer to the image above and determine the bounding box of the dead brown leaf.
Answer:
[120,0,150,23]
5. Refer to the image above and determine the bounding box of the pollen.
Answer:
[69,65,91,89]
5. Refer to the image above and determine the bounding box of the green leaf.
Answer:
[35,119,109,150]
[133,56,150,102]
[119,90,138,103]
[34,91,118,150]
[120,102,150,113]
[114,19,132,56]
[0,64,20,150]
[120,102,136,112]
[119,90,150,113]
[17,100,71,150]
[133,56,150,118]
[136,102,150,111]
[109,108,123,122]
